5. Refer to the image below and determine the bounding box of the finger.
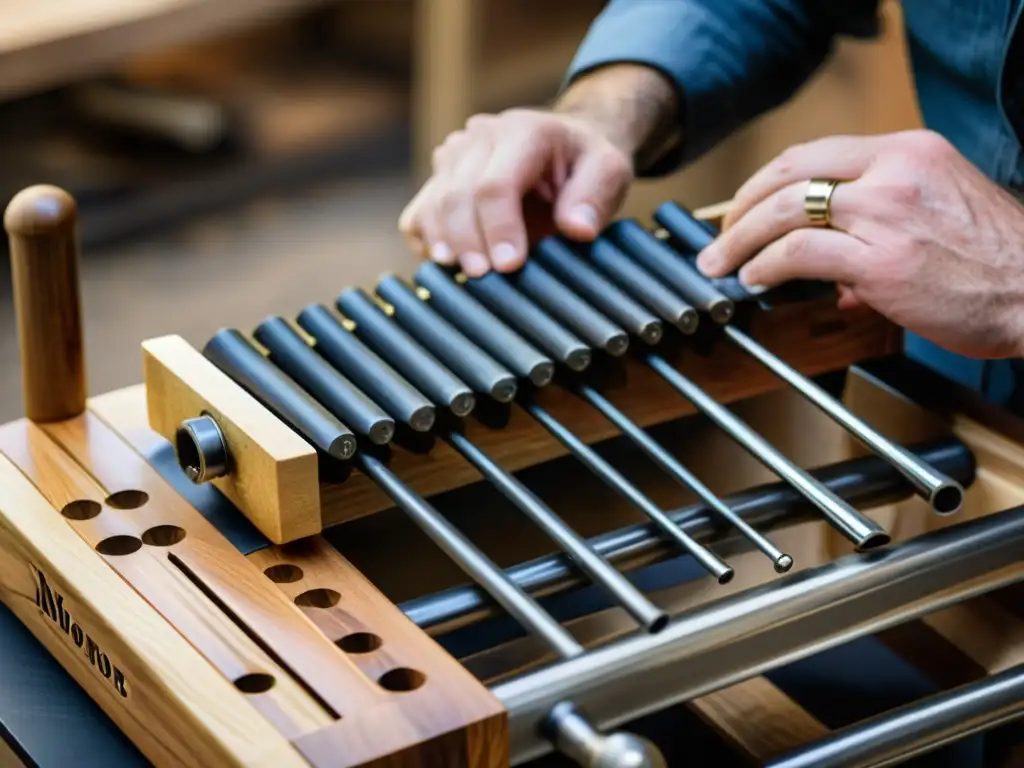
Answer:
[440,135,495,277]
[401,178,455,265]
[698,178,861,277]
[836,284,863,311]
[554,143,632,240]
[723,134,887,230]
[737,227,867,291]
[472,119,567,272]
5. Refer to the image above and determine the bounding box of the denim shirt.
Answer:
[566,0,1024,407]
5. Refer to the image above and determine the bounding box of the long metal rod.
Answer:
[575,383,792,572]
[401,439,972,633]
[723,324,965,516]
[766,663,1024,768]
[446,431,669,633]
[646,354,890,550]
[357,451,584,660]
[521,398,735,584]
[491,506,1024,764]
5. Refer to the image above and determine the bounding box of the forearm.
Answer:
[553,64,682,175]
[562,0,882,176]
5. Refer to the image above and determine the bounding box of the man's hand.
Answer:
[696,129,1024,359]
[398,64,680,278]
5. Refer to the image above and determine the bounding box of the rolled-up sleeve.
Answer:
[565,0,881,175]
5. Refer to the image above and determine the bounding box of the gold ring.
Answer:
[804,178,841,227]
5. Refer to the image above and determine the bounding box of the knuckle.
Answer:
[783,228,814,260]
[598,146,633,180]
[465,113,496,132]
[474,176,514,202]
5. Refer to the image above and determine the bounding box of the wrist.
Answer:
[554,64,682,172]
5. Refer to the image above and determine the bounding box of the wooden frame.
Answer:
[0,183,1019,766]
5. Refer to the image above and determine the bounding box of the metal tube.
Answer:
[376,274,518,403]
[357,451,583,660]
[723,324,965,516]
[462,271,593,372]
[336,287,476,417]
[401,438,972,634]
[534,237,663,346]
[203,329,357,460]
[415,262,555,386]
[511,261,630,357]
[445,430,669,633]
[766,663,1024,768]
[253,317,396,445]
[646,355,890,550]
[493,506,1024,764]
[576,383,791,572]
[521,398,734,584]
[589,239,699,334]
[296,304,436,432]
[651,201,718,252]
[606,219,734,323]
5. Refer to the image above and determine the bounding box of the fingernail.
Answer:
[697,251,721,275]
[491,242,520,271]
[569,204,598,231]
[462,252,490,277]
[738,269,768,295]
[431,242,454,265]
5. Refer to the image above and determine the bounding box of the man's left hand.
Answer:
[696,129,1024,360]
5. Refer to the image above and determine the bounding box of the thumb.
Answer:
[553,144,632,240]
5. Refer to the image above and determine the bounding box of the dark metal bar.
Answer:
[446,430,669,633]
[357,451,583,660]
[651,201,717,252]
[588,239,699,334]
[495,506,1024,764]
[510,261,630,357]
[336,287,476,417]
[576,384,791,571]
[296,304,436,432]
[646,355,890,550]
[401,438,972,633]
[606,219,734,323]
[253,317,395,445]
[462,271,593,372]
[723,325,965,516]
[534,237,663,346]
[521,398,734,584]
[376,274,518,403]
[415,262,555,386]
[202,329,356,459]
[766,663,1024,768]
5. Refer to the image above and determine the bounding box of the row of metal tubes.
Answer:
[201,330,665,765]
[491,505,1024,764]
[648,200,965,516]
[766,661,1024,768]
[412,258,887,552]
[400,438,973,634]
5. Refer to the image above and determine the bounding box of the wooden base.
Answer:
[0,358,1021,765]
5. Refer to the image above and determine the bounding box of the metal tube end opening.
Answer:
[368,420,395,446]
[530,362,556,387]
[640,322,664,345]
[409,406,437,433]
[174,415,229,485]
[931,482,964,516]
[566,348,593,372]
[709,298,735,325]
[675,309,699,335]
[855,530,892,552]
[450,391,477,418]
[605,333,630,358]
[491,377,518,403]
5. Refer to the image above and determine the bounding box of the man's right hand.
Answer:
[398,109,634,278]
[398,64,681,278]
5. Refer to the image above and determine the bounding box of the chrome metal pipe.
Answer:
[492,506,1024,764]
[767,663,1024,768]
[401,439,972,633]
[647,355,890,550]
[723,324,965,516]
[358,451,583,660]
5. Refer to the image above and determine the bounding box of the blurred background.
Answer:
[0,0,920,420]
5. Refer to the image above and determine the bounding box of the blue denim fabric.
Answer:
[565,0,1024,409]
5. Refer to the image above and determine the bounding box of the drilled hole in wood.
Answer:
[378,667,426,692]
[294,588,341,608]
[264,564,304,583]
[234,673,275,694]
[61,500,101,521]
[337,632,382,654]
[141,525,187,547]
[95,535,143,556]
[105,490,149,509]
